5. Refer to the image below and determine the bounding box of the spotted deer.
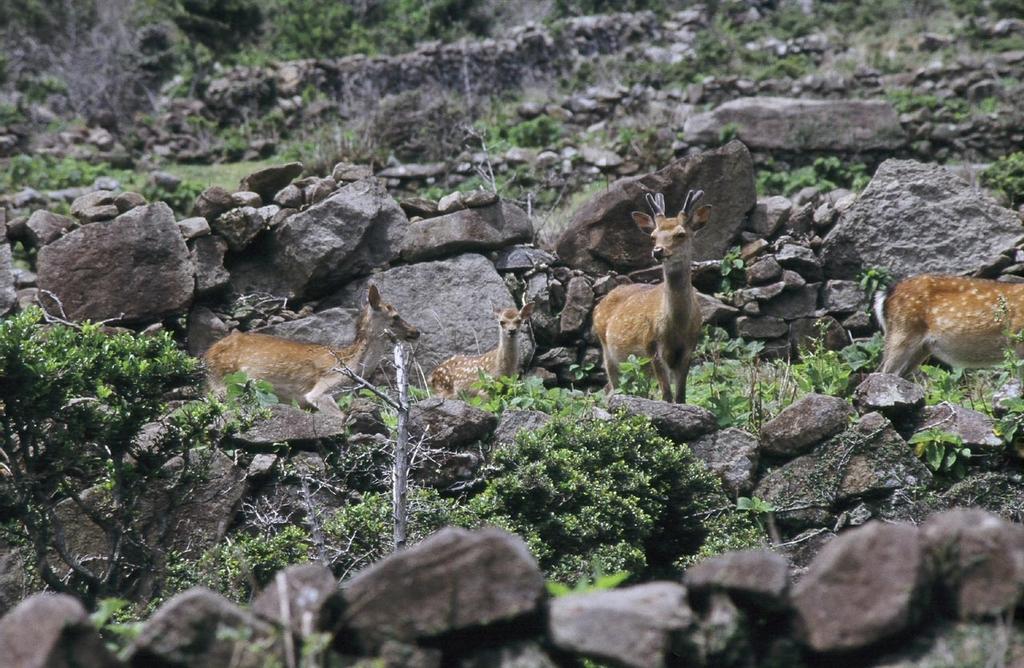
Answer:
[876,274,1024,377]
[204,285,420,416]
[428,303,534,398]
[593,190,712,403]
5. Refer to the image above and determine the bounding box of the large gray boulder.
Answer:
[232,404,348,447]
[760,393,855,458]
[688,427,760,496]
[36,202,194,323]
[821,160,1024,280]
[311,253,527,373]
[683,549,790,611]
[341,527,545,651]
[127,588,282,668]
[683,97,906,153]
[239,161,304,201]
[792,522,927,653]
[268,178,408,299]
[607,395,717,442]
[400,200,533,262]
[0,593,120,667]
[252,563,341,635]
[555,141,756,273]
[547,582,695,668]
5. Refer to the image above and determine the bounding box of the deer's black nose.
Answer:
[652,247,665,260]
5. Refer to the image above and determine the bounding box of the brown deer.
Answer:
[875,274,1024,377]
[428,303,534,398]
[593,190,711,403]
[204,285,420,416]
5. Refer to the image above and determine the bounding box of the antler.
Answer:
[645,192,667,217]
[684,189,705,214]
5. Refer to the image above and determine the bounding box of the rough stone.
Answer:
[0,244,15,316]
[194,186,235,221]
[688,427,760,495]
[177,216,211,240]
[231,191,262,208]
[914,403,1002,452]
[212,206,265,251]
[745,255,783,285]
[684,97,906,153]
[735,315,788,339]
[70,189,116,220]
[252,563,341,635]
[26,210,74,246]
[127,588,282,668]
[492,410,552,450]
[36,202,194,323]
[921,509,1024,619]
[607,395,717,441]
[400,201,532,262]
[854,373,926,419]
[775,244,822,281]
[548,582,695,668]
[268,178,408,299]
[559,275,594,336]
[684,549,790,611]
[341,527,545,651]
[556,141,756,272]
[459,641,559,667]
[761,283,819,319]
[191,235,230,297]
[232,403,348,447]
[0,593,119,667]
[114,191,147,213]
[760,393,855,457]
[822,160,1024,280]
[822,279,868,314]
[240,161,304,201]
[792,522,926,653]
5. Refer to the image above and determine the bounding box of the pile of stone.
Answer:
[4,514,1024,667]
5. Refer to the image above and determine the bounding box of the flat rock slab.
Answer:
[822,159,1024,280]
[0,243,15,316]
[608,395,718,442]
[688,427,760,496]
[684,549,790,611]
[240,161,304,201]
[341,527,545,651]
[493,410,552,449]
[400,201,533,262]
[760,393,854,458]
[547,582,695,668]
[793,521,927,654]
[854,373,926,418]
[36,202,194,323]
[913,403,1002,451]
[683,97,906,153]
[232,403,348,447]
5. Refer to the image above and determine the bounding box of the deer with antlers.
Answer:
[204,285,420,416]
[593,190,712,403]
[428,303,534,398]
[875,274,1024,377]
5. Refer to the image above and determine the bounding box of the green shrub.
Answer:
[468,373,593,415]
[757,157,871,197]
[0,308,230,605]
[981,151,1024,207]
[506,116,563,148]
[1,154,126,193]
[469,414,765,582]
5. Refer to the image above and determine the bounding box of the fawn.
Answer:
[204,285,419,416]
[876,274,1024,377]
[428,303,535,398]
[593,190,711,403]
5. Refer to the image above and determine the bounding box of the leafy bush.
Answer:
[505,116,563,148]
[0,308,232,604]
[469,414,765,581]
[981,151,1024,207]
[909,428,971,478]
[468,373,592,415]
[1,154,125,193]
[757,157,871,197]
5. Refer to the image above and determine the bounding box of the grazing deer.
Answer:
[875,274,1024,377]
[428,303,535,398]
[593,190,711,403]
[204,285,420,416]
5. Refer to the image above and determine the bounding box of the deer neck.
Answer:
[661,253,695,325]
[493,332,520,377]
[334,325,390,379]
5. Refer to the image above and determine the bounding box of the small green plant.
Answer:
[506,115,563,148]
[568,361,596,383]
[909,428,971,478]
[981,151,1024,207]
[223,371,279,408]
[757,157,870,197]
[719,245,746,295]
[91,598,143,655]
[791,324,854,397]
[468,373,591,415]
[718,122,740,145]
[617,354,658,398]
[736,496,776,533]
[547,559,630,597]
[858,266,894,307]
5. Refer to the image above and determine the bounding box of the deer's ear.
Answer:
[519,302,535,318]
[632,211,655,233]
[689,205,712,231]
[367,284,382,309]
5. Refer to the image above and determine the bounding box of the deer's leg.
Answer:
[304,375,344,417]
[603,351,621,394]
[879,330,929,377]
[651,350,672,402]
[673,349,693,404]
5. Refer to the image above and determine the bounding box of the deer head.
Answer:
[632,190,712,263]
[494,303,534,340]
[362,284,420,343]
